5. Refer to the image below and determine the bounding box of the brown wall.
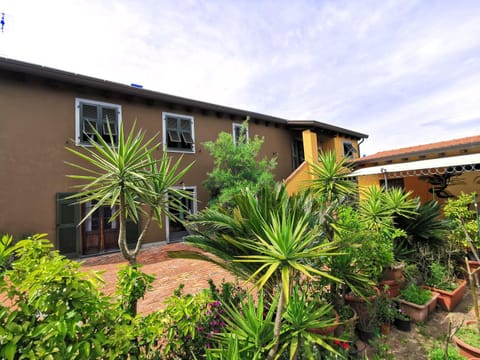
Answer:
[0,77,294,245]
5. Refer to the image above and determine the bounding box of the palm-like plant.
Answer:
[169,184,341,359]
[308,151,357,204]
[66,122,193,265]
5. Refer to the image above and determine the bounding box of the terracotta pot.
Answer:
[379,279,400,298]
[452,320,480,359]
[307,310,340,335]
[382,263,406,283]
[397,292,439,323]
[344,287,380,322]
[424,279,467,311]
[465,260,480,286]
[380,323,391,335]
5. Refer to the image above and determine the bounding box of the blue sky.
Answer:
[1,0,480,156]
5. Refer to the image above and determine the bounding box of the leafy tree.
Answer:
[66,122,193,266]
[202,120,277,207]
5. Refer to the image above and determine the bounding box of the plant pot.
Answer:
[397,292,439,323]
[334,307,358,337]
[424,279,467,311]
[344,287,380,323]
[349,341,367,359]
[356,324,377,343]
[307,310,339,335]
[382,263,406,284]
[394,317,411,332]
[380,323,391,335]
[452,320,480,359]
[379,279,400,299]
[465,260,480,286]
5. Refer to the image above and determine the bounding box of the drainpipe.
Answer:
[381,168,388,189]
[474,193,480,242]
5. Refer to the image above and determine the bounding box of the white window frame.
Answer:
[165,186,197,243]
[75,98,122,146]
[162,112,195,153]
[232,122,249,145]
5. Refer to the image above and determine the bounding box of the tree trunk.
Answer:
[118,191,135,265]
[267,286,284,360]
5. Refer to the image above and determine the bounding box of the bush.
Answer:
[0,234,165,359]
[400,284,433,305]
[0,235,116,359]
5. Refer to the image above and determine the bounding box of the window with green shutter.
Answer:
[163,112,195,152]
[76,98,121,145]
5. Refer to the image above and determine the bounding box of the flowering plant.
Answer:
[320,340,351,359]
[395,307,410,321]
[375,292,397,324]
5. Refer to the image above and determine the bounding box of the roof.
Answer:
[0,57,368,140]
[348,153,480,177]
[355,135,480,165]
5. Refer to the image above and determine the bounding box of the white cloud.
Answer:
[2,0,480,156]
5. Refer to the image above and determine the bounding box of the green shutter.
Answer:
[56,193,80,258]
[126,218,139,250]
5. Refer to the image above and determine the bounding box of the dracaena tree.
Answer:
[66,121,193,266]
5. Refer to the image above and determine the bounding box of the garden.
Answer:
[1,122,480,359]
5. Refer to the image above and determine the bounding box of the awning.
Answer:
[348,153,480,177]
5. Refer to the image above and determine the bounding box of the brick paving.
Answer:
[80,243,237,314]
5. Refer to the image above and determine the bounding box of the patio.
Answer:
[80,243,236,314]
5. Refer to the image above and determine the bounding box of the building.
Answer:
[350,136,480,203]
[0,57,367,257]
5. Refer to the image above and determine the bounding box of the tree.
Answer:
[169,184,341,359]
[66,122,193,265]
[202,119,277,207]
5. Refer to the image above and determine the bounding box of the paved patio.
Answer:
[80,243,236,314]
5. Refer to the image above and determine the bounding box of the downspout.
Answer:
[381,167,388,189]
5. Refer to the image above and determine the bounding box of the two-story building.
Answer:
[0,57,367,258]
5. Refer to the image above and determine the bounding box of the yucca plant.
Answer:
[169,184,342,359]
[66,122,193,266]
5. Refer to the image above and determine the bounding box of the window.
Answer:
[167,187,197,242]
[163,112,195,152]
[75,98,121,145]
[343,141,357,159]
[233,123,248,145]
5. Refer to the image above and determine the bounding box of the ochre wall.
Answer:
[0,77,294,245]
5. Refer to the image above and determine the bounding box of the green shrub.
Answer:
[400,284,433,305]
[0,235,115,359]
[429,346,463,359]
[0,234,165,360]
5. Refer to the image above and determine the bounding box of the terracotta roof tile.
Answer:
[358,135,480,162]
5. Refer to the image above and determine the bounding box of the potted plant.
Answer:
[444,192,480,286]
[423,262,467,311]
[355,299,379,343]
[397,283,439,323]
[452,320,480,359]
[393,307,411,332]
[375,289,397,335]
[452,259,480,358]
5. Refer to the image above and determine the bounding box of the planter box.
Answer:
[397,292,439,323]
[424,279,467,311]
[452,320,480,359]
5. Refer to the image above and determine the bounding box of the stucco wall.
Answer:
[0,77,294,246]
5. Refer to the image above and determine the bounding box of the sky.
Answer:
[1,0,480,156]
